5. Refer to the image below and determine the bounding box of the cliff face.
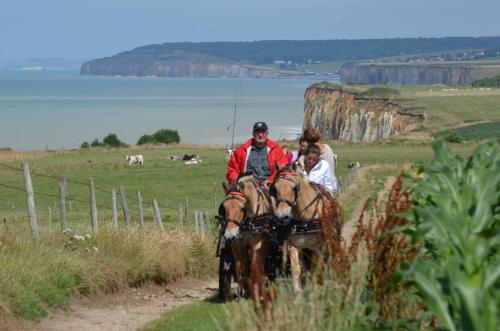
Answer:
[303,87,424,142]
[341,63,472,85]
[80,59,291,78]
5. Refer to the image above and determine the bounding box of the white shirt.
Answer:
[304,159,337,193]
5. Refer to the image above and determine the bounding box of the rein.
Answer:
[245,178,274,233]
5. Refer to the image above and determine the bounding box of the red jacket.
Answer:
[226,138,288,183]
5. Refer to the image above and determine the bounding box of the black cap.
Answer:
[253,122,268,132]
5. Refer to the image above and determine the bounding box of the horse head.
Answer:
[272,165,308,221]
[220,182,247,241]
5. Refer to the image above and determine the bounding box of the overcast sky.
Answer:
[1,0,499,61]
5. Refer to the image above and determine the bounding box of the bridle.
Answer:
[273,171,322,221]
[272,172,300,208]
[219,191,247,227]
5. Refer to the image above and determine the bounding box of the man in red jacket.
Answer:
[226,122,288,185]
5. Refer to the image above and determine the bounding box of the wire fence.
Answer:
[0,161,215,238]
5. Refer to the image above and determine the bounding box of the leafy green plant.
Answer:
[406,140,500,331]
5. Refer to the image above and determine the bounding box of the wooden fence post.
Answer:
[204,211,209,235]
[22,162,39,240]
[89,178,98,233]
[137,191,144,230]
[111,188,118,231]
[152,198,164,232]
[48,206,53,233]
[59,176,67,232]
[177,203,183,228]
[200,211,205,238]
[184,197,189,225]
[213,183,217,208]
[194,211,199,234]
[120,186,130,230]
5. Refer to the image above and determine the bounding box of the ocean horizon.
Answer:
[0,71,331,151]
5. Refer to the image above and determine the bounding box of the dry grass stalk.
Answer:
[248,254,277,329]
[347,175,418,318]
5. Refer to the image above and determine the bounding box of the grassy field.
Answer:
[0,140,482,238]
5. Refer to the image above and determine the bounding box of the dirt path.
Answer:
[24,278,217,331]
[342,176,396,248]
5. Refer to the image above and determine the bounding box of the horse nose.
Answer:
[224,227,240,241]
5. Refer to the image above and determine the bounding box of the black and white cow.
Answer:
[347,162,360,171]
[182,153,200,161]
[126,155,144,166]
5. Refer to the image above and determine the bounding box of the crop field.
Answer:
[435,121,500,141]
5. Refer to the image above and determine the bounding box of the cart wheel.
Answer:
[218,247,234,301]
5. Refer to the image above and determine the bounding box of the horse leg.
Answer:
[289,245,302,292]
[232,243,249,298]
[281,240,288,276]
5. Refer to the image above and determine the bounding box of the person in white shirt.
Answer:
[302,144,337,194]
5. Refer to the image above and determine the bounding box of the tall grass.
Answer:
[0,227,216,321]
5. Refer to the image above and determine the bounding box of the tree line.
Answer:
[80,129,180,149]
[108,36,500,65]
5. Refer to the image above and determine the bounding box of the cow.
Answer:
[126,155,144,166]
[226,149,234,161]
[182,153,200,161]
[166,155,179,161]
[347,162,360,172]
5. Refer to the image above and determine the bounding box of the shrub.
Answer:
[137,129,180,145]
[90,139,101,147]
[102,133,128,148]
[444,130,463,143]
[472,75,500,87]
[137,134,155,145]
[80,142,90,150]
[153,129,180,144]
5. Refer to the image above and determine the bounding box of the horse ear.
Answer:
[222,182,229,194]
[296,167,306,179]
[238,180,246,192]
[274,162,281,172]
[292,162,297,171]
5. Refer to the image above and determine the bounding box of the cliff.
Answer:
[341,63,472,85]
[303,85,424,142]
[80,58,295,78]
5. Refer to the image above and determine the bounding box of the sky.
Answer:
[0,0,499,61]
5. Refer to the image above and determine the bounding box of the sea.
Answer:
[0,71,333,150]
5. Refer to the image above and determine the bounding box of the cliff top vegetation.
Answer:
[308,82,400,99]
[87,37,500,66]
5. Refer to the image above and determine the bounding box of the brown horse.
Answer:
[273,167,342,291]
[220,175,273,298]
